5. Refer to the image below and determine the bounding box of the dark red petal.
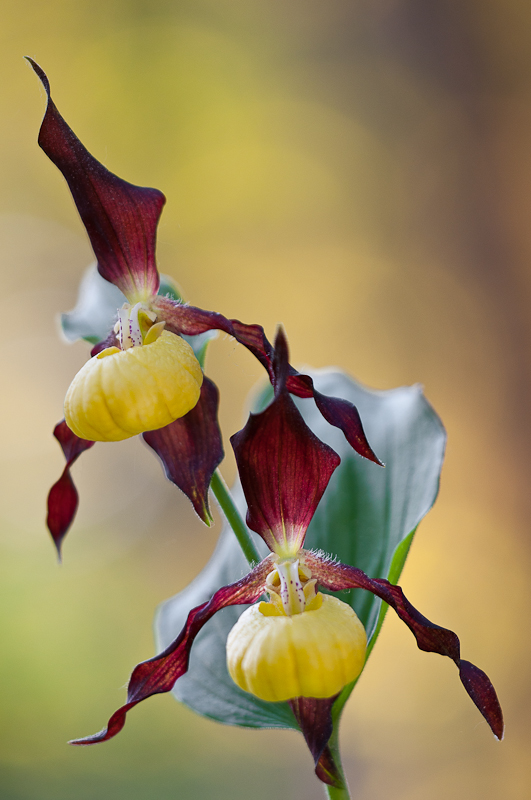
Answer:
[27,59,164,301]
[312,389,383,465]
[459,660,504,740]
[286,373,383,465]
[289,696,344,789]
[153,297,381,465]
[231,332,340,553]
[69,555,274,744]
[46,468,78,558]
[304,552,504,740]
[47,421,95,556]
[142,378,224,524]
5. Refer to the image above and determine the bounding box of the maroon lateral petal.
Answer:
[153,297,381,465]
[152,296,275,378]
[27,59,164,301]
[289,696,344,789]
[304,551,504,740]
[47,421,95,556]
[230,331,340,553]
[69,555,274,744]
[286,372,382,465]
[312,388,383,465]
[142,377,224,524]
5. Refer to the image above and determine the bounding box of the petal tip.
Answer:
[68,723,117,745]
[25,57,50,95]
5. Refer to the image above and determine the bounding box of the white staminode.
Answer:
[276,559,306,615]
[114,303,156,349]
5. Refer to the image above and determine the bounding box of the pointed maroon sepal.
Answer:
[46,421,95,557]
[69,555,274,744]
[143,378,224,524]
[27,58,164,302]
[230,329,340,553]
[303,552,504,740]
[289,696,344,788]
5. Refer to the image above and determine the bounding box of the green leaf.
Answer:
[155,369,446,730]
[60,264,126,344]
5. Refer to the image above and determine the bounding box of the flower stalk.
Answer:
[210,470,261,566]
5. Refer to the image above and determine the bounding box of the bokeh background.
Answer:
[1,1,530,798]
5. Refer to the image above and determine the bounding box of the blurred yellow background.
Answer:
[1,1,530,798]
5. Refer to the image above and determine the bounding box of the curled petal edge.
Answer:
[46,421,95,557]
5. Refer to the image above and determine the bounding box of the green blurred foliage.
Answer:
[1,1,531,798]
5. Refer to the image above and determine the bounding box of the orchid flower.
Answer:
[28,59,381,556]
[70,329,503,792]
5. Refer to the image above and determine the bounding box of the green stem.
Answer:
[323,724,351,800]
[210,470,261,566]
[325,786,351,800]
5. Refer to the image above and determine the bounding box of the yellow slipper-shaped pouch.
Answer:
[64,330,203,442]
[227,593,367,702]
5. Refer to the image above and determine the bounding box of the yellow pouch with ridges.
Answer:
[64,331,203,441]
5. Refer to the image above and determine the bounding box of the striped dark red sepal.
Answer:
[289,696,344,789]
[230,329,340,553]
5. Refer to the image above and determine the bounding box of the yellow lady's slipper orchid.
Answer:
[31,59,380,549]
[64,316,203,442]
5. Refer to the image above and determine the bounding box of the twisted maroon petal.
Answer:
[230,329,340,553]
[46,421,95,557]
[312,388,382,465]
[28,59,164,301]
[304,551,504,740]
[289,696,344,788]
[153,296,380,464]
[284,372,382,465]
[69,555,274,744]
[152,297,274,376]
[143,377,224,524]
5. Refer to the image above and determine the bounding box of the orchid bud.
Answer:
[64,330,203,442]
[226,593,367,702]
